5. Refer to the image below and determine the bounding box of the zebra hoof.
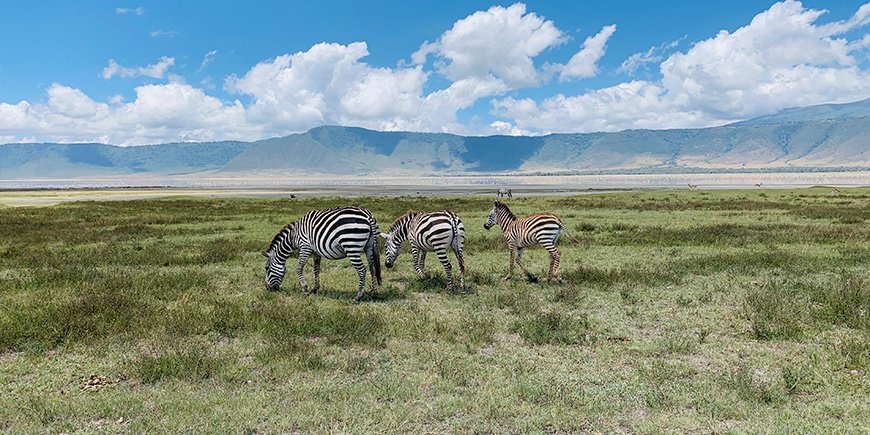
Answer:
[526,273,539,283]
[311,286,319,294]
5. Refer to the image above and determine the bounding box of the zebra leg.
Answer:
[312,255,322,294]
[503,248,516,281]
[348,253,367,303]
[436,249,453,293]
[514,248,538,282]
[544,244,564,284]
[411,246,425,278]
[296,250,311,295]
[418,251,428,278]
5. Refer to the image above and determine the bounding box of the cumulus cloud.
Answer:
[226,42,509,135]
[493,0,870,132]
[115,6,144,16]
[412,3,565,87]
[557,24,617,80]
[0,83,254,145]
[101,56,175,80]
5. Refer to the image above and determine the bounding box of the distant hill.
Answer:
[1,99,868,179]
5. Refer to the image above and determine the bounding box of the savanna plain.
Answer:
[0,188,867,433]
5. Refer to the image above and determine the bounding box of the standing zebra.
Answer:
[497,188,513,198]
[262,206,381,302]
[381,210,466,293]
[484,201,575,284]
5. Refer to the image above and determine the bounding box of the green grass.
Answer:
[0,187,868,433]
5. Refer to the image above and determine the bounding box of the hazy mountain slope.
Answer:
[0,142,252,178]
[1,99,867,179]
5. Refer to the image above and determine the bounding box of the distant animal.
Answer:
[497,188,513,198]
[830,187,841,196]
[754,183,763,188]
[262,206,381,302]
[484,201,576,284]
[381,210,466,293]
[688,183,698,190]
[290,194,296,199]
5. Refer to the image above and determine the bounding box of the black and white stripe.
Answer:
[381,210,466,292]
[263,206,381,302]
[484,201,566,284]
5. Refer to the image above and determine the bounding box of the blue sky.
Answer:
[1,1,867,144]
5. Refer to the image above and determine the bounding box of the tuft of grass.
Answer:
[725,364,783,404]
[512,309,591,346]
[832,334,870,371]
[133,346,229,383]
[743,278,808,340]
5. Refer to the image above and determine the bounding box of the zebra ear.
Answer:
[379,232,389,239]
[260,251,269,258]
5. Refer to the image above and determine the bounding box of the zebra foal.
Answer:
[484,201,575,284]
[381,210,467,293]
[262,206,382,302]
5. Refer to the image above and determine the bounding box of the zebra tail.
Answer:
[369,230,382,285]
[560,223,581,245]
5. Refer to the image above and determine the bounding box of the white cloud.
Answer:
[226,41,508,135]
[617,37,683,75]
[150,30,178,38]
[115,6,144,16]
[557,24,617,81]
[0,83,255,145]
[412,3,565,87]
[493,0,870,132]
[101,56,175,80]
[199,50,218,71]
[3,1,869,145]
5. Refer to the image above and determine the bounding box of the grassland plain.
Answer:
[0,188,867,433]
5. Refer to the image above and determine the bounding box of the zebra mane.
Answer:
[266,223,294,253]
[390,210,418,233]
[494,201,516,221]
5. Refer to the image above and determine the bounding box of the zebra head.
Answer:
[380,231,401,268]
[262,223,296,291]
[484,202,499,229]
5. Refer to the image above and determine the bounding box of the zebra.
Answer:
[262,206,381,302]
[484,201,576,284]
[497,188,513,198]
[380,210,466,293]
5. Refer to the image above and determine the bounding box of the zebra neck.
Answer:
[273,233,295,261]
[497,211,516,229]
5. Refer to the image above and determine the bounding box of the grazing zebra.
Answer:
[755,182,763,188]
[687,183,698,190]
[262,206,381,302]
[484,201,575,284]
[381,210,466,292]
[497,188,513,198]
